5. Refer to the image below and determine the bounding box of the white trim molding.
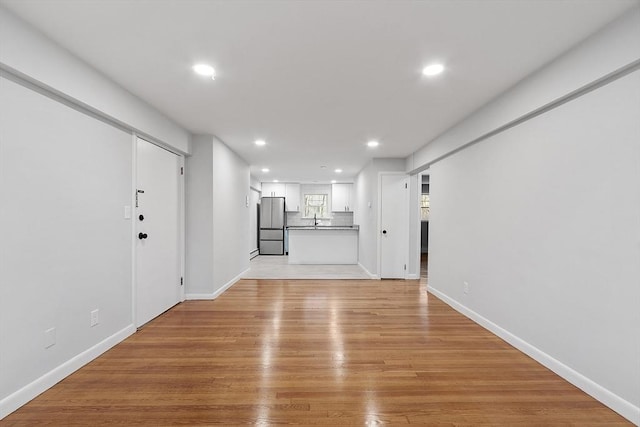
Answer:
[427,286,640,425]
[0,325,136,420]
[358,262,379,280]
[185,269,248,300]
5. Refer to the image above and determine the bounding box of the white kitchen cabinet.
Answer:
[331,183,353,212]
[285,183,301,212]
[261,182,285,197]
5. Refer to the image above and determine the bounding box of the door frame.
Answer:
[249,186,261,259]
[377,172,409,279]
[413,171,429,280]
[131,134,185,328]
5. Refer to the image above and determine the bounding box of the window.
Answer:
[304,194,328,218]
[420,194,430,221]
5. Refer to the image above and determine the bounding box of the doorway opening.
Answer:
[420,173,429,283]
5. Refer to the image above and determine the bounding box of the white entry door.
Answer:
[380,173,409,279]
[136,137,181,327]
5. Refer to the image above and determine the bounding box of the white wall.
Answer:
[0,75,135,417]
[249,188,260,253]
[185,135,251,299]
[249,176,261,254]
[428,70,640,423]
[0,8,193,418]
[355,158,405,277]
[250,175,261,191]
[406,8,640,172]
[185,137,214,295]
[355,162,375,275]
[0,6,190,154]
[408,10,640,423]
[212,136,251,292]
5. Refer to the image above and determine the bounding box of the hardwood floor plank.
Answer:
[1,279,631,425]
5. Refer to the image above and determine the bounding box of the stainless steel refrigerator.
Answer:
[259,197,285,255]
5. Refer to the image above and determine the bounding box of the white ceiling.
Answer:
[2,0,636,182]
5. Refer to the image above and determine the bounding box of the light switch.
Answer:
[246,195,249,207]
[124,205,131,219]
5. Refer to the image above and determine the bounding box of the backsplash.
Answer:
[287,211,354,227]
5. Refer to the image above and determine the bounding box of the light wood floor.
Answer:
[3,279,630,425]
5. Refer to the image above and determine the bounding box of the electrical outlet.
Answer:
[463,281,469,295]
[90,309,99,327]
[45,327,56,349]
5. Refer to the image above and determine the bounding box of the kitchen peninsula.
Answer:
[287,225,358,264]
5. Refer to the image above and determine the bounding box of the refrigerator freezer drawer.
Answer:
[260,240,283,255]
[260,229,283,240]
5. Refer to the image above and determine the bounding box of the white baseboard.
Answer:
[406,273,419,280]
[427,286,640,425]
[185,268,247,300]
[358,263,379,280]
[0,324,136,420]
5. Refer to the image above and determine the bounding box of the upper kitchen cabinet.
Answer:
[262,182,286,197]
[331,183,353,212]
[285,183,301,212]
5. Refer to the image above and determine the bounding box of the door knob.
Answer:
[138,232,148,240]
[382,230,387,234]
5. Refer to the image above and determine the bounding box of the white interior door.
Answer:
[136,137,180,327]
[380,173,409,278]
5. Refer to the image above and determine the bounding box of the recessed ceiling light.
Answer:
[367,140,379,147]
[193,63,216,80]
[422,63,445,77]
[273,179,279,183]
[255,139,266,146]
[331,180,337,184]
[335,168,342,173]
[261,168,269,173]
